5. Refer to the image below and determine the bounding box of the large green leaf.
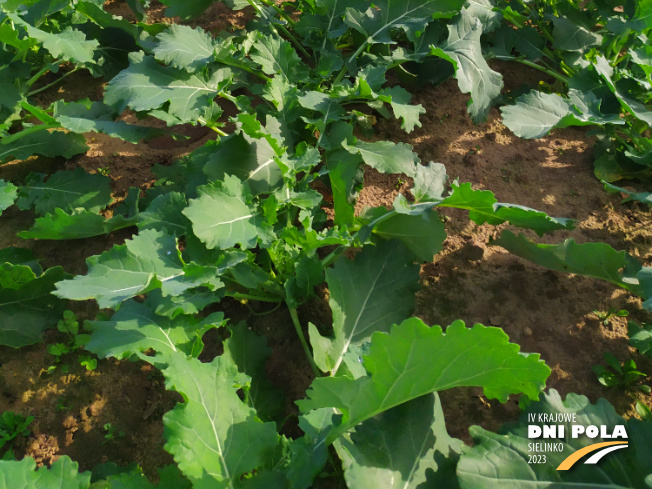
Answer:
[53,100,163,144]
[363,205,447,261]
[334,393,463,489]
[183,175,268,250]
[17,168,112,215]
[137,192,192,236]
[249,33,308,80]
[54,229,186,308]
[0,456,91,489]
[8,13,98,64]
[104,52,223,123]
[17,208,135,240]
[85,300,225,362]
[344,139,418,177]
[493,231,634,291]
[0,264,68,347]
[202,133,281,196]
[343,0,465,49]
[500,90,623,139]
[222,323,283,422]
[457,390,651,489]
[309,240,420,374]
[431,9,503,122]
[162,354,279,488]
[153,24,215,73]
[439,183,575,235]
[299,317,550,442]
[0,130,88,164]
[0,179,17,215]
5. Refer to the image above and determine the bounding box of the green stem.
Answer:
[257,0,296,27]
[277,23,313,62]
[25,65,51,89]
[226,291,283,303]
[515,58,569,84]
[288,305,320,376]
[27,68,81,96]
[0,123,59,146]
[197,118,228,137]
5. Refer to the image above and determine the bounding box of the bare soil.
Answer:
[0,1,650,483]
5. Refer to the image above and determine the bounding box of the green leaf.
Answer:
[144,287,223,319]
[310,240,420,374]
[344,139,418,177]
[104,52,223,123]
[183,175,268,250]
[334,393,463,489]
[501,90,623,139]
[18,208,125,240]
[0,130,88,164]
[604,182,652,206]
[493,230,636,291]
[8,14,98,64]
[439,183,575,235]
[628,321,652,360]
[344,0,465,48]
[0,264,68,347]
[413,162,447,202]
[0,179,17,215]
[153,25,215,73]
[202,133,281,196]
[327,149,363,226]
[53,100,163,144]
[550,16,601,51]
[85,300,224,362]
[368,205,447,261]
[0,456,91,488]
[17,168,112,215]
[379,86,426,133]
[222,323,284,421]
[162,354,279,488]
[431,9,503,122]
[299,318,550,441]
[457,390,651,489]
[138,192,192,236]
[250,33,308,80]
[54,230,186,308]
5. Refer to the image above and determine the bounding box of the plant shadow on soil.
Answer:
[1,4,651,486]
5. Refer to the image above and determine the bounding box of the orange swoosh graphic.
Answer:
[557,441,628,470]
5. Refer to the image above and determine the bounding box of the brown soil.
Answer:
[0,2,650,483]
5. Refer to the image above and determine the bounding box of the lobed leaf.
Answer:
[0,179,17,215]
[162,354,279,488]
[104,52,223,123]
[431,9,503,122]
[54,229,186,308]
[334,393,463,489]
[0,456,90,489]
[17,168,112,215]
[0,264,68,348]
[310,239,420,374]
[85,300,225,362]
[0,131,88,164]
[299,317,550,441]
[183,175,269,250]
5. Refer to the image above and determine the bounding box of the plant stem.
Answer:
[514,58,568,84]
[27,68,80,96]
[226,291,282,303]
[257,0,296,27]
[288,305,320,376]
[0,123,58,146]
